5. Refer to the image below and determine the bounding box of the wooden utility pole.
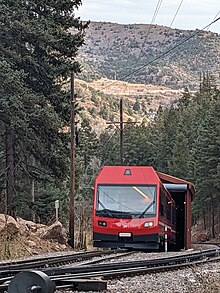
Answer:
[107,97,137,165]
[119,98,124,165]
[69,72,75,248]
[6,126,15,216]
[31,157,35,222]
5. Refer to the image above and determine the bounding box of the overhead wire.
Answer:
[151,0,163,25]
[167,0,184,33]
[100,14,220,91]
[214,11,220,20]
[138,0,163,61]
[145,0,163,37]
[201,10,220,85]
[206,10,220,31]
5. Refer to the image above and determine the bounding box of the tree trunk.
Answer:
[211,198,215,238]
[218,199,220,236]
[202,204,206,230]
[5,126,15,217]
[31,178,35,222]
[31,157,36,222]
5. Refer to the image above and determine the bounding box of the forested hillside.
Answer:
[0,2,219,251]
[77,22,220,89]
[95,78,220,239]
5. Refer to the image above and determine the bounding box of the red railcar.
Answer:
[93,166,176,250]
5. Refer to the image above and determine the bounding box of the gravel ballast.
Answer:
[1,244,219,293]
[55,245,220,293]
[56,261,220,293]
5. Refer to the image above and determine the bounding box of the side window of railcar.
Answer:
[166,196,171,221]
[172,205,176,225]
[159,189,164,217]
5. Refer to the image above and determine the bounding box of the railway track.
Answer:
[0,247,219,292]
[0,249,132,272]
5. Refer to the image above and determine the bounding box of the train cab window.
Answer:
[96,184,157,218]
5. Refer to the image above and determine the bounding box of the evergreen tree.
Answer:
[77,118,99,170]
[0,0,87,218]
[190,83,220,235]
[149,105,178,173]
[169,132,190,179]
[168,88,192,179]
[98,127,120,165]
[0,60,34,214]
[123,122,154,166]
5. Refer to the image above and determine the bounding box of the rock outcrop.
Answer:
[39,221,68,245]
[0,214,70,259]
[0,214,19,236]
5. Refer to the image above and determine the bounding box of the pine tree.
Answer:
[169,132,189,179]
[98,127,120,165]
[0,60,34,215]
[168,88,192,179]
[77,118,99,170]
[0,0,87,217]
[149,105,178,173]
[190,86,220,237]
[123,122,154,166]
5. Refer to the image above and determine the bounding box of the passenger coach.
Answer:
[93,166,177,250]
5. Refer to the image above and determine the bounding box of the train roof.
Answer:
[96,166,195,199]
[96,166,159,185]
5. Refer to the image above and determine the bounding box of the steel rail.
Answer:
[0,251,134,280]
[0,252,219,292]
[1,248,219,279]
[0,249,127,271]
[41,248,220,276]
[194,242,220,247]
[49,255,220,282]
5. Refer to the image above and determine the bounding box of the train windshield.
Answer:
[96,184,156,218]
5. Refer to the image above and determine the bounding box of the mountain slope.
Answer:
[75,78,183,132]
[75,22,220,89]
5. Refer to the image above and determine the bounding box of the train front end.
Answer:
[93,166,161,250]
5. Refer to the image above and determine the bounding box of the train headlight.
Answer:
[144,221,154,228]
[98,220,107,227]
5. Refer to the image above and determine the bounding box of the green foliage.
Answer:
[1,1,219,238]
[0,0,87,222]
[96,76,220,235]
[123,123,154,166]
[133,99,141,112]
[98,128,120,165]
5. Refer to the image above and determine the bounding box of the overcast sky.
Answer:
[77,0,220,34]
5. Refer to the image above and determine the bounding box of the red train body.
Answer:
[93,166,176,250]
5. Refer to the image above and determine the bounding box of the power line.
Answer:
[101,15,220,91]
[167,0,184,32]
[139,0,163,55]
[151,0,163,25]
[214,11,220,20]
[138,0,182,76]
[206,10,220,31]
[146,0,163,36]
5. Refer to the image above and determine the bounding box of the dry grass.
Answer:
[0,233,29,260]
[0,231,72,260]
